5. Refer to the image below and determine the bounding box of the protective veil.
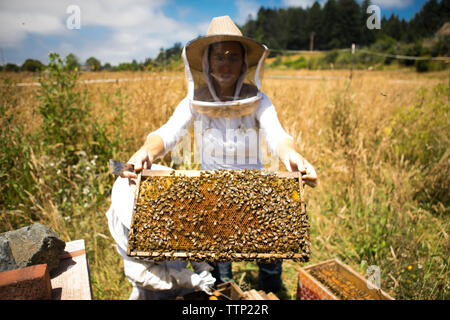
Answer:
[182,35,268,118]
[148,17,293,171]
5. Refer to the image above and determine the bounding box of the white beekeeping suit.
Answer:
[147,31,293,171]
[107,16,299,299]
[106,163,215,300]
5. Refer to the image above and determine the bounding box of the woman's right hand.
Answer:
[121,146,153,190]
[121,134,164,191]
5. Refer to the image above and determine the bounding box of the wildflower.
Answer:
[417,264,422,269]
[408,265,413,271]
[83,187,89,195]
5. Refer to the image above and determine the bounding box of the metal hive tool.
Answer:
[127,169,310,263]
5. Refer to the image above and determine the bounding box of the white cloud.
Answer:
[369,0,413,9]
[235,0,260,25]
[0,13,28,47]
[282,0,412,10]
[0,5,68,48]
[282,0,315,8]
[282,0,325,9]
[0,0,208,64]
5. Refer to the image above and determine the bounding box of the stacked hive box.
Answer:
[297,259,395,300]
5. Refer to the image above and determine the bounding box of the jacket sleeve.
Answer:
[147,96,194,156]
[105,195,213,292]
[256,93,293,156]
[121,247,205,291]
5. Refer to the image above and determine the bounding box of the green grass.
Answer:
[1,54,448,300]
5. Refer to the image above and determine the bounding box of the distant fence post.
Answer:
[350,43,356,81]
[310,32,316,51]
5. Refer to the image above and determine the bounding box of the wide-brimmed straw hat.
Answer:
[185,15,266,72]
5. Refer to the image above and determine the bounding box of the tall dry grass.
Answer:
[1,65,448,299]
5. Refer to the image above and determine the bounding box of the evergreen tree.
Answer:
[360,0,376,46]
[285,7,308,50]
[410,0,443,38]
[241,14,257,39]
[238,0,448,51]
[335,0,362,48]
[306,2,323,50]
[440,0,450,23]
[384,14,403,41]
[254,8,285,50]
[321,0,340,49]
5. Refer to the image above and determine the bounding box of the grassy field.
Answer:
[1,61,448,300]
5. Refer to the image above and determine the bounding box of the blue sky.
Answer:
[0,0,432,66]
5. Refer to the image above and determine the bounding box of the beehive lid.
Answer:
[127,169,310,262]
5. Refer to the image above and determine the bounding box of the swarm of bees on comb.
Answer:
[127,169,310,263]
[308,266,374,300]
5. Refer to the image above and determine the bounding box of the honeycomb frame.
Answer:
[127,169,310,263]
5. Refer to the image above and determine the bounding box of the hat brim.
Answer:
[186,35,267,72]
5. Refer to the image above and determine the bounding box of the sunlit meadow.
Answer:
[1,58,448,299]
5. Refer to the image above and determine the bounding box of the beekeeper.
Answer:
[120,16,317,296]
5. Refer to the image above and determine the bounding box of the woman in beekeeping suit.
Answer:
[112,16,317,299]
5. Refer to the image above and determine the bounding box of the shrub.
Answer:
[431,35,450,57]
[307,57,319,70]
[292,56,307,69]
[356,50,383,66]
[415,57,446,73]
[270,56,282,68]
[322,50,339,65]
[335,52,353,68]
[387,84,449,213]
[399,42,423,66]
[0,79,37,222]
[21,59,45,72]
[1,52,126,229]
[3,63,20,72]
[415,58,432,72]
[370,36,396,53]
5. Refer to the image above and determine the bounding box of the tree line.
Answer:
[1,44,184,73]
[2,0,448,72]
[240,0,449,52]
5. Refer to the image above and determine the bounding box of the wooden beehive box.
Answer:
[296,258,394,300]
[127,169,310,263]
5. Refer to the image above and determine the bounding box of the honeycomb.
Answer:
[127,169,310,263]
[308,263,375,300]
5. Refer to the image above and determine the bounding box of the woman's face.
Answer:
[209,41,244,89]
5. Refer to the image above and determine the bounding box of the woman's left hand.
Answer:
[282,150,318,188]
